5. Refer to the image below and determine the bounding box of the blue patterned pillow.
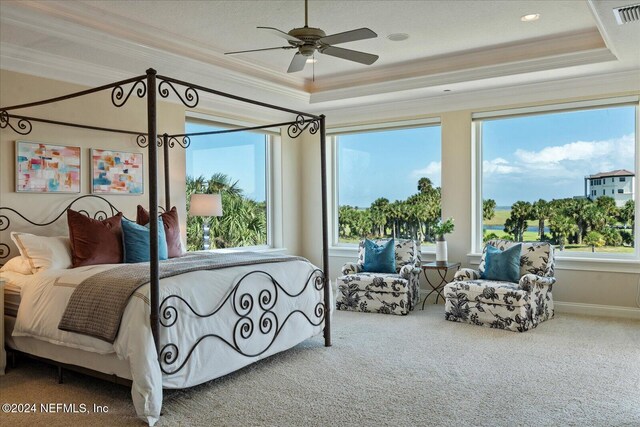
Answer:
[481,244,521,283]
[363,239,396,273]
[122,218,168,263]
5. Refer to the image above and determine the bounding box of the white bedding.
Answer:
[5,258,329,425]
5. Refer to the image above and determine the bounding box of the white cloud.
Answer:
[483,134,635,203]
[483,158,517,175]
[514,134,634,165]
[412,161,441,177]
[411,161,442,186]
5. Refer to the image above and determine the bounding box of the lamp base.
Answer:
[203,223,210,251]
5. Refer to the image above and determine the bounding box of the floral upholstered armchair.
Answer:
[336,239,421,315]
[444,239,556,332]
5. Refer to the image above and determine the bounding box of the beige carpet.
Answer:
[1,308,639,427]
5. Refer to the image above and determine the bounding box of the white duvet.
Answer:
[9,258,328,425]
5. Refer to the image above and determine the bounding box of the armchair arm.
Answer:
[454,268,480,281]
[399,263,421,279]
[341,262,362,276]
[519,274,556,292]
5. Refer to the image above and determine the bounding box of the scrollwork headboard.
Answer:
[0,194,142,264]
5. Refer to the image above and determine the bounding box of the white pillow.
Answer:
[0,256,33,275]
[10,232,73,273]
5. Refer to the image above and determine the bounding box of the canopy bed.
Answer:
[0,69,331,425]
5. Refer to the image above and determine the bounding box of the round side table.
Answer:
[421,261,460,309]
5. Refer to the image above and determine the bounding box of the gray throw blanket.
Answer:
[58,252,307,343]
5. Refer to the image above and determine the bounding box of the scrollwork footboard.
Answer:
[159,268,326,375]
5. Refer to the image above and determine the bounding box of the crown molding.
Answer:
[0,43,301,124]
[0,2,309,104]
[310,47,617,104]
[310,28,607,92]
[5,0,306,88]
[315,69,640,126]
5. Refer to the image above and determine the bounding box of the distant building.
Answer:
[584,169,635,207]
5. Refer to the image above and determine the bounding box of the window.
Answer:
[185,118,271,250]
[333,121,442,248]
[619,189,624,194]
[621,177,626,182]
[475,98,637,257]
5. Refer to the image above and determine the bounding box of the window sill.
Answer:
[466,253,640,273]
[330,246,437,259]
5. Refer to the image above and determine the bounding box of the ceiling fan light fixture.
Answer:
[520,13,540,22]
[387,33,409,41]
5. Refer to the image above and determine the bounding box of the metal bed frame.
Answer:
[0,69,332,374]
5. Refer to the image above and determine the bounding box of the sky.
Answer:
[185,121,266,202]
[338,126,442,208]
[482,105,636,207]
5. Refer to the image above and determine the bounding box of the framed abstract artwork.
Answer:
[91,149,143,195]
[16,141,81,193]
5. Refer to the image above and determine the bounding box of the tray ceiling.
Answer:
[0,0,638,118]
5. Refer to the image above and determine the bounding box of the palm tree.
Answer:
[584,231,605,252]
[417,177,434,194]
[532,199,550,240]
[186,173,266,250]
[483,199,496,221]
[369,198,389,237]
[550,213,578,251]
[504,201,532,242]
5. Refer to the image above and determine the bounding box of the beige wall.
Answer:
[0,70,186,257]
[300,93,640,311]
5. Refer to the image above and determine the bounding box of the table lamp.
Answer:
[189,193,223,250]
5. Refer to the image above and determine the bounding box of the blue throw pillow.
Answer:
[481,244,521,283]
[122,218,168,263]
[362,239,396,273]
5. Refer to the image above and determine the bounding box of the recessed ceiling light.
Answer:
[521,13,540,22]
[306,58,317,64]
[387,33,409,42]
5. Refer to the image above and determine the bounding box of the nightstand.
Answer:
[0,278,5,375]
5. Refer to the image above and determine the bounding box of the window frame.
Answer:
[185,112,279,250]
[472,96,639,262]
[329,117,442,252]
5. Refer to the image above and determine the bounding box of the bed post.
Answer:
[146,68,160,354]
[163,133,171,210]
[319,114,331,347]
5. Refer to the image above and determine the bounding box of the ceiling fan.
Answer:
[225,0,379,73]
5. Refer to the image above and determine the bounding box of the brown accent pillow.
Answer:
[67,209,123,267]
[137,205,183,258]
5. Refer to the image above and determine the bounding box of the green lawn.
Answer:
[485,209,538,228]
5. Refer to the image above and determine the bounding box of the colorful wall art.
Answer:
[91,149,143,194]
[16,141,81,193]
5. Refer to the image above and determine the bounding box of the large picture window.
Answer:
[333,122,442,248]
[185,119,270,250]
[475,99,638,257]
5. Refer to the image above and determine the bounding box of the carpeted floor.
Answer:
[1,308,639,427]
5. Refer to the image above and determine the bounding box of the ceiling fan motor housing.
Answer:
[288,27,326,56]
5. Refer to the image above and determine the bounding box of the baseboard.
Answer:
[555,301,640,320]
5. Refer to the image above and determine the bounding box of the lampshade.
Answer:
[190,193,223,217]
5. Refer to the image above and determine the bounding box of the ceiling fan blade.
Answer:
[287,52,307,73]
[257,26,303,43]
[320,46,379,65]
[318,28,377,46]
[225,46,295,55]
